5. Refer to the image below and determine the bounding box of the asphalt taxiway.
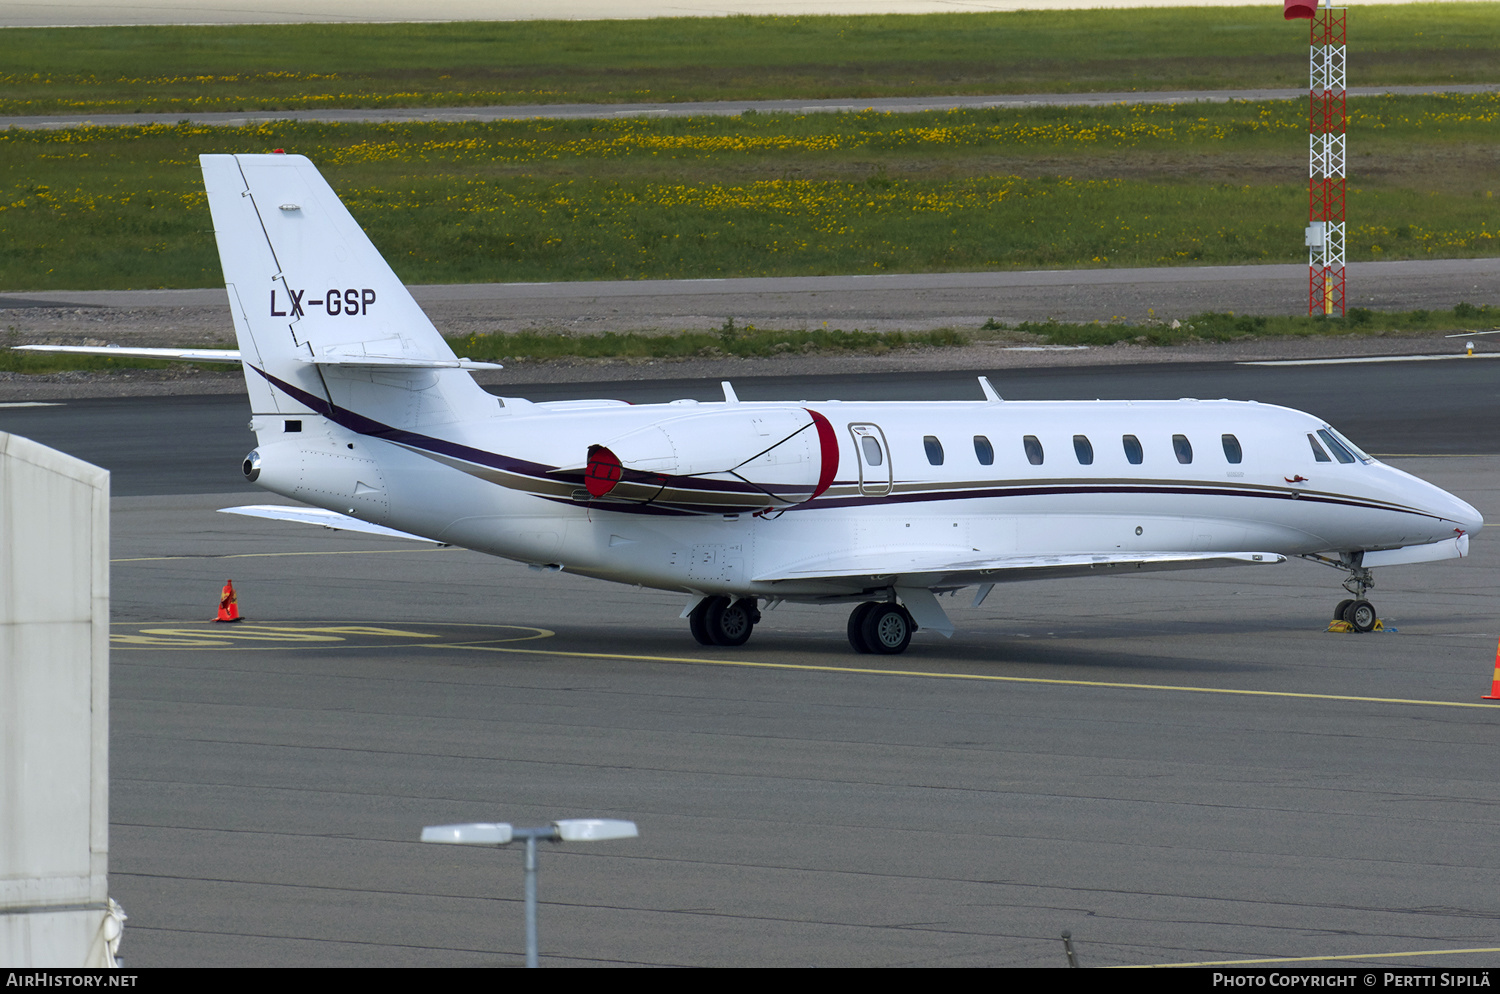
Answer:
[9,362,1500,967]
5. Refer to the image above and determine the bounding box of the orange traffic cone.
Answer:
[216,579,242,623]
[1484,637,1500,700]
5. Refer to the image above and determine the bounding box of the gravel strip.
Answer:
[1,300,1485,401]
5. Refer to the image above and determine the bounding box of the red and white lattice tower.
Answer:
[1298,0,1347,315]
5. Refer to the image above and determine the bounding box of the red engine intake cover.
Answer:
[584,445,623,497]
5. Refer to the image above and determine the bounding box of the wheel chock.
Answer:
[1325,618,1392,634]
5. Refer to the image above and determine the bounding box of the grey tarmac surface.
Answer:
[6,259,1499,362]
[1,0,1456,31]
[12,361,1500,967]
[8,84,1498,131]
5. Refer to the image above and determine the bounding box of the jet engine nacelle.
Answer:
[242,438,391,519]
[583,407,838,513]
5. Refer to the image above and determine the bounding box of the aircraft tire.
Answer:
[861,603,914,655]
[1347,599,1377,633]
[1334,599,1354,622]
[847,602,878,653]
[689,596,721,646]
[707,596,755,646]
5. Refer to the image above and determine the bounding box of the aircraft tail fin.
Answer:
[199,153,496,424]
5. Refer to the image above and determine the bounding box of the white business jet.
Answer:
[21,154,1483,653]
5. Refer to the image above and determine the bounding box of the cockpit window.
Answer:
[1122,434,1143,465]
[1221,434,1243,464]
[1172,434,1193,464]
[1325,426,1375,464]
[1316,428,1356,464]
[1307,433,1332,462]
[924,435,944,466]
[1073,435,1094,465]
[1023,435,1044,466]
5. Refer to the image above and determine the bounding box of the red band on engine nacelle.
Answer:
[585,445,623,497]
[806,409,839,500]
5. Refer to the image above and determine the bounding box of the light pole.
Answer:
[420,818,639,968]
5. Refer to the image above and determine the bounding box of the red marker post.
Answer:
[1288,0,1347,316]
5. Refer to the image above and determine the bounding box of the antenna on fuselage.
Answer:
[978,376,1003,403]
[722,381,740,404]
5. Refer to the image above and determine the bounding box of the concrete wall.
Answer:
[0,433,116,967]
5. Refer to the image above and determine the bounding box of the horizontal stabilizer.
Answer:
[12,344,500,370]
[13,345,243,363]
[218,504,442,543]
[295,352,502,370]
[756,549,1285,586]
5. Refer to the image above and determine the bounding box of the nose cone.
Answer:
[1452,495,1484,536]
[1426,484,1484,536]
[1386,464,1484,536]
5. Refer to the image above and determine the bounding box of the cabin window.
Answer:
[1073,435,1094,465]
[1221,434,1243,464]
[924,435,944,466]
[973,435,994,466]
[1023,435,1044,466]
[1173,434,1193,464]
[1307,433,1332,462]
[284,420,302,433]
[1122,435,1143,465]
[861,435,884,466]
[1316,428,1356,464]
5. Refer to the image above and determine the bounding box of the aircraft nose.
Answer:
[1455,497,1484,536]
[1435,489,1484,535]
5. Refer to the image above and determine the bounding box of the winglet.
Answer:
[978,376,1002,402]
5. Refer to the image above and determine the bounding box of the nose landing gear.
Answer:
[1334,597,1378,633]
[1308,553,1379,633]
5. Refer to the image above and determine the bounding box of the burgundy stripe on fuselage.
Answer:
[252,366,1436,521]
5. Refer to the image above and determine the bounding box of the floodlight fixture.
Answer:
[420,817,639,967]
[421,822,514,845]
[552,818,638,842]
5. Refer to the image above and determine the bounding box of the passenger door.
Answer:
[848,423,892,497]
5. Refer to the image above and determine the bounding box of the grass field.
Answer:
[1,5,1498,115]
[2,95,1495,291]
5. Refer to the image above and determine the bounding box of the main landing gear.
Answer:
[847,601,917,655]
[688,595,761,647]
[686,596,921,654]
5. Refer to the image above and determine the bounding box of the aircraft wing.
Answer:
[755,549,1285,586]
[218,504,443,543]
